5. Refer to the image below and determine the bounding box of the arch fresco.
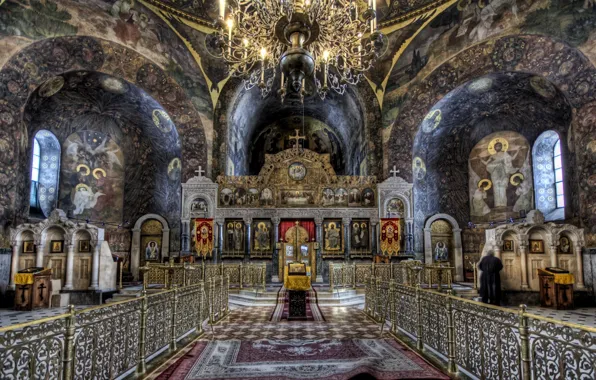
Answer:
[0,36,207,228]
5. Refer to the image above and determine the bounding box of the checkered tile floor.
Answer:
[509,306,596,327]
[201,305,388,341]
[0,306,90,328]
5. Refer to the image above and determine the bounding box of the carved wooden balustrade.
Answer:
[364,279,596,379]
[0,278,230,379]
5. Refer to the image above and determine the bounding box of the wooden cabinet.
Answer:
[538,268,574,310]
[14,268,52,311]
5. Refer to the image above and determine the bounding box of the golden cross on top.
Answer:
[289,129,306,151]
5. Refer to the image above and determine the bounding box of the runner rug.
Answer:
[269,287,325,322]
[155,338,449,380]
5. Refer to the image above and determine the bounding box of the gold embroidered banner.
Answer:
[194,219,214,257]
[380,218,401,256]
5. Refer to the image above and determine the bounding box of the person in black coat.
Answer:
[478,250,503,305]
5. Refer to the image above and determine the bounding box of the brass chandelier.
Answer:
[215,0,384,102]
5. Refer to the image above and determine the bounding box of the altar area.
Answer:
[178,134,416,285]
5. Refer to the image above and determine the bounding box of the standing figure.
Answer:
[145,241,159,260]
[478,250,503,305]
[482,140,519,208]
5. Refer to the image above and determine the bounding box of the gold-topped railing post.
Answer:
[329,263,334,293]
[198,281,205,335]
[415,286,423,350]
[239,263,243,289]
[139,266,149,292]
[519,304,531,380]
[209,277,215,324]
[389,279,396,334]
[170,286,178,352]
[136,289,148,376]
[119,261,123,291]
[446,295,457,374]
[62,304,76,380]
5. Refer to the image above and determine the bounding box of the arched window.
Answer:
[29,138,41,208]
[29,130,61,217]
[553,140,564,209]
[533,131,564,221]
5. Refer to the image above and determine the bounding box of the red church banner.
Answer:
[194,219,214,257]
[380,218,401,256]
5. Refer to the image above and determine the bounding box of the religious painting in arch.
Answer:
[59,130,124,223]
[190,198,208,214]
[468,131,533,223]
[323,219,343,255]
[430,219,454,267]
[387,198,405,216]
[223,220,245,257]
[140,219,163,265]
[350,219,370,255]
[252,220,273,257]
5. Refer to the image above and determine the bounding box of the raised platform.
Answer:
[229,286,365,307]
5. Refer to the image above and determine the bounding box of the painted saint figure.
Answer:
[254,222,270,251]
[481,140,519,208]
[434,241,448,262]
[145,241,159,260]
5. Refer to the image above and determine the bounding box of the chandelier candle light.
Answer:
[215,0,384,102]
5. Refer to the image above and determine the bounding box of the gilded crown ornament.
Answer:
[215,0,384,102]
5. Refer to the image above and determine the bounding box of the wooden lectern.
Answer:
[14,267,52,311]
[538,267,574,310]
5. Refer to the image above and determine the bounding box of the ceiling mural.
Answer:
[218,79,380,177]
[248,117,345,175]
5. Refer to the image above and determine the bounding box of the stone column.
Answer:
[63,243,75,290]
[272,217,280,282]
[181,220,190,253]
[494,246,501,260]
[216,219,224,260]
[575,246,586,289]
[370,219,378,256]
[244,218,252,262]
[212,222,218,263]
[131,228,141,281]
[89,241,101,290]
[549,244,558,268]
[406,219,414,255]
[9,243,19,289]
[162,228,170,259]
[315,216,324,283]
[35,241,44,268]
[453,228,464,282]
[342,217,351,261]
[519,244,529,290]
[424,227,432,263]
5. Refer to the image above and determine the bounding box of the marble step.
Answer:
[229,289,365,307]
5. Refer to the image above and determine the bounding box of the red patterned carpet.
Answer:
[270,287,326,322]
[156,338,448,380]
[149,307,448,380]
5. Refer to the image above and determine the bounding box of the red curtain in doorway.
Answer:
[279,220,316,242]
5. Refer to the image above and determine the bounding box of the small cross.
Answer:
[390,165,399,177]
[195,166,205,177]
[289,129,306,150]
[38,283,47,301]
